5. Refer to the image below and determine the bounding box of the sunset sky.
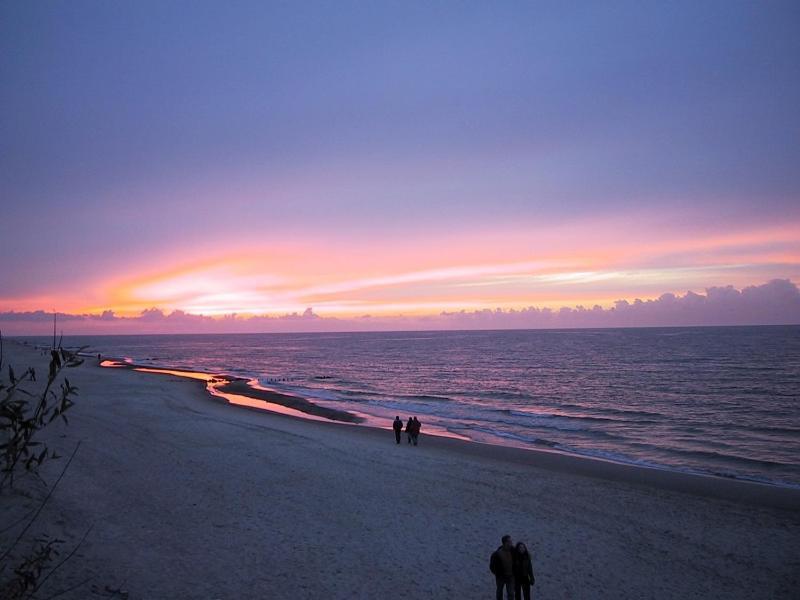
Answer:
[1,1,799,332]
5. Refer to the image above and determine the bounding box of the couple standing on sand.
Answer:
[392,416,422,445]
[490,535,536,600]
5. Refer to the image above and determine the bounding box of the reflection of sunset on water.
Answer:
[97,361,468,438]
[131,367,344,421]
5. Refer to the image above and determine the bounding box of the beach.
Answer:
[2,341,799,599]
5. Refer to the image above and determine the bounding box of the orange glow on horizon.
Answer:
[3,219,798,320]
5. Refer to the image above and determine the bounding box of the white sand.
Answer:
[2,341,799,599]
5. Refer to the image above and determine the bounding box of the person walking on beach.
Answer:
[411,416,422,446]
[393,416,403,444]
[513,542,535,600]
[490,535,515,600]
[406,417,414,444]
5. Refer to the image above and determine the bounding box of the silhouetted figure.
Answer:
[490,535,515,600]
[411,416,421,445]
[513,542,535,600]
[392,416,403,444]
[405,417,414,444]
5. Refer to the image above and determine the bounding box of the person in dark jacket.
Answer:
[392,416,403,444]
[411,416,421,445]
[405,417,414,444]
[513,542,535,600]
[489,535,515,600]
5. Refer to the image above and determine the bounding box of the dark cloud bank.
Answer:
[2,280,799,336]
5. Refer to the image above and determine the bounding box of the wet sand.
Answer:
[2,341,799,598]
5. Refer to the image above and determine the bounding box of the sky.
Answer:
[1,1,799,334]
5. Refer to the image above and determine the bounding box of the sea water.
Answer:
[27,326,800,487]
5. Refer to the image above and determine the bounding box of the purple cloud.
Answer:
[1,280,798,335]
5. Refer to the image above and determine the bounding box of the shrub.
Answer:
[0,332,82,489]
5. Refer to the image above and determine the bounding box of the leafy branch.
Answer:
[1,331,90,597]
[0,332,83,489]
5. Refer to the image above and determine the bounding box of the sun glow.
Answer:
[65,220,796,319]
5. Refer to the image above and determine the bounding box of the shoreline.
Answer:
[3,340,799,598]
[97,355,800,510]
[100,358,365,423]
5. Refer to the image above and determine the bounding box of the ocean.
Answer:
[26,326,800,488]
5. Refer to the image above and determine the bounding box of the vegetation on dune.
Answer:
[0,332,82,489]
[0,331,88,599]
